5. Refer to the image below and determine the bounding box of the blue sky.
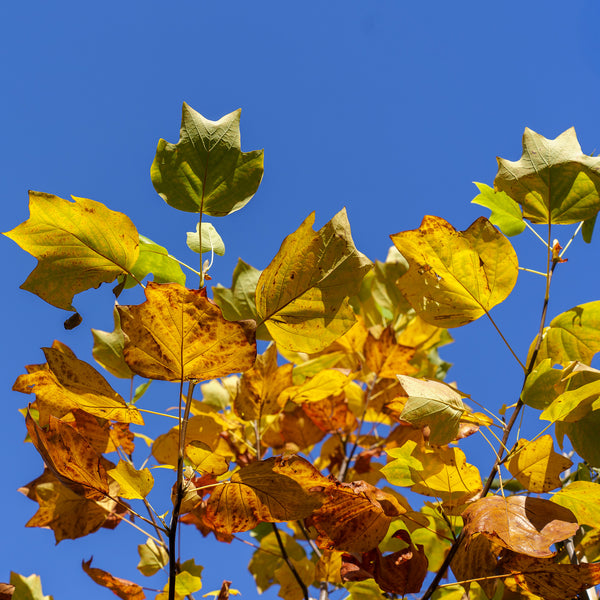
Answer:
[2,1,600,598]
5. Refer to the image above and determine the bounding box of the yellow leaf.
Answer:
[108,460,154,500]
[118,282,256,381]
[3,191,139,310]
[506,436,572,493]
[13,341,143,426]
[256,209,372,352]
[391,216,518,327]
[364,327,418,378]
[274,557,314,600]
[281,369,350,405]
[551,481,600,529]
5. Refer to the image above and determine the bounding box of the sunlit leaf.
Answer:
[471,182,526,236]
[13,342,143,426]
[281,369,350,405]
[506,436,572,493]
[396,375,467,445]
[343,580,387,600]
[551,481,600,528]
[126,234,186,288]
[137,538,168,577]
[451,531,499,599]
[118,282,256,381]
[495,127,600,225]
[274,556,314,600]
[314,549,344,585]
[3,191,139,310]
[364,327,417,378]
[256,209,372,352]
[185,441,230,476]
[186,222,225,256]
[91,307,134,379]
[82,559,145,600]
[9,573,52,600]
[108,460,154,500]
[462,495,578,557]
[391,216,518,328]
[151,103,263,215]
[541,378,600,423]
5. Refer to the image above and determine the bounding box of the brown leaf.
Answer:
[13,341,143,426]
[118,282,256,381]
[19,470,117,542]
[0,583,14,599]
[462,496,578,558]
[69,410,135,455]
[341,530,428,595]
[82,558,145,600]
[309,480,404,553]
[234,344,292,420]
[451,532,501,598]
[26,412,110,500]
[500,551,600,600]
[204,455,327,534]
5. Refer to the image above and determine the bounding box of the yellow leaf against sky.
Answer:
[256,209,372,353]
[107,460,154,500]
[13,341,143,426]
[391,216,518,328]
[118,282,256,381]
[506,435,572,493]
[3,191,139,310]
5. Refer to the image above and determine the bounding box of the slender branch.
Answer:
[485,311,525,371]
[137,407,180,420]
[518,267,547,277]
[120,514,163,545]
[168,381,197,600]
[525,221,549,246]
[272,524,309,600]
[560,222,583,258]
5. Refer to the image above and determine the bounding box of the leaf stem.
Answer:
[518,267,547,277]
[485,311,525,371]
[271,523,309,600]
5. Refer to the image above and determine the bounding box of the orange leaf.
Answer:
[364,326,418,378]
[451,533,501,598]
[462,496,578,558]
[26,412,110,500]
[501,552,600,600]
[82,558,145,600]
[204,455,327,534]
[118,282,256,381]
[302,393,357,434]
[309,480,404,553]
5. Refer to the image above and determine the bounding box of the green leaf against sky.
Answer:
[151,103,264,215]
[471,182,526,236]
[256,208,372,353]
[10,572,53,600]
[91,307,133,379]
[126,235,185,288]
[495,127,600,225]
[396,375,466,445]
[137,538,168,577]
[391,216,518,328]
[186,222,225,255]
[3,191,139,310]
[530,301,600,367]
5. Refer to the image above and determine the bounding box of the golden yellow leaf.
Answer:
[551,481,600,529]
[364,327,418,378]
[274,557,314,600]
[118,282,256,381]
[256,209,372,353]
[506,436,572,493]
[108,460,154,500]
[391,216,518,327]
[314,550,344,585]
[3,191,139,310]
[13,341,143,426]
[281,369,350,405]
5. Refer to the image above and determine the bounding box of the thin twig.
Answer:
[272,523,309,600]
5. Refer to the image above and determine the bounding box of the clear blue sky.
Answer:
[2,1,600,598]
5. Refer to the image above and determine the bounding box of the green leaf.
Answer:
[396,375,467,445]
[583,214,597,243]
[391,216,518,328]
[471,182,525,236]
[344,580,386,599]
[10,573,53,600]
[521,359,563,410]
[530,301,600,367]
[3,191,139,310]
[256,208,372,353]
[126,235,186,288]
[556,410,600,467]
[495,127,600,225]
[92,307,134,379]
[174,559,202,595]
[151,103,263,215]
[382,440,423,487]
[551,481,600,529]
[137,538,168,576]
[186,222,225,255]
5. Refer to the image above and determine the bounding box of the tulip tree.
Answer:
[4,104,600,600]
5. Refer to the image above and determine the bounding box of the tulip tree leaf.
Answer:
[91,307,134,379]
[3,191,139,310]
[471,182,525,236]
[126,235,185,288]
[151,103,264,215]
[186,222,225,255]
[10,572,53,600]
[495,127,600,225]
[551,481,600,529]
[391,216,518,328]
[256,208,372,353]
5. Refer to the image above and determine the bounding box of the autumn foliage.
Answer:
[4,104,600,600]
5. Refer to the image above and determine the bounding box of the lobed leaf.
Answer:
[256,209,372,353]
[3,191,139,310]
[391,216,518,328]
[108,460,154,500]
[125,235,185,288]
[9,573,53,600]
[471,182,526,236]
[151,103,263,215]
[91,307,134,379]
[82,559,145,600]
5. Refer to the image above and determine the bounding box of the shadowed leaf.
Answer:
[391,216,518,328]
[495,127,600,224]
[3,191,139,310]
[92,307,134,379]
[118,282,256,381]
[137,538,168,577]
[151,103,263,215]
[9,573,52,600]
[256,209,372,352]
[187,222,225,256]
